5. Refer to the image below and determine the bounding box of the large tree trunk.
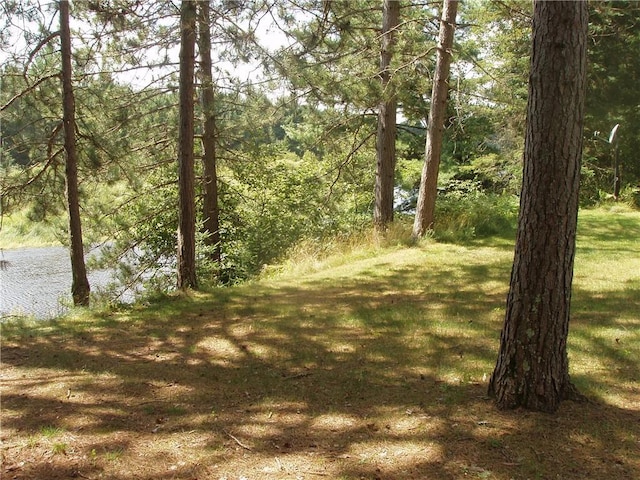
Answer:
[197,0,221,265]
[488,1,588,412]
[373,0,400,231]
[176,0,198,290]
[60,0,90,306]
[412,0,458,238]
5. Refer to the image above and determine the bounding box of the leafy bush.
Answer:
[451,153,521,196]
[218,147,374,283]
[579,161,611,206]
[618,185,640,209]
[434,191,519,242]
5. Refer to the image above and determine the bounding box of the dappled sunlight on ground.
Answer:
[2,209,639,479]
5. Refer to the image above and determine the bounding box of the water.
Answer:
[0,246,118,320]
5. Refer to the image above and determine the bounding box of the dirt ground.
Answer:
[2,308,639,480]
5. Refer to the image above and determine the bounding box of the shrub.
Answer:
[434,191,519,242]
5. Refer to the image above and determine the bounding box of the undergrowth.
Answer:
[434,192,519,242]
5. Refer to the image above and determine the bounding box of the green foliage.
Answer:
[218,140,374,282]
[586,2,640,190]
[0,207,65,248]
[620,185,640,209]
[450,153,521,195]
[1,60,66,217]
[434,190,519,242]
[458,0,531,157]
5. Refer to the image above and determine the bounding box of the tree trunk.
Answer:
[412,0,458,238]
[374,0,400,231]
[177,0,198,290]
[488,0,588,412]
[197,0,221,265]
[60,0,90,306]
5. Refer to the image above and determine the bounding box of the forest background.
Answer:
[1,0,639,301]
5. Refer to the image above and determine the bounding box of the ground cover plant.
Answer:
[1,207,638,480]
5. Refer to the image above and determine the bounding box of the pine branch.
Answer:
[1,74,60,112]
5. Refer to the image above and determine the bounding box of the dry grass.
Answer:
[1,208,639,480]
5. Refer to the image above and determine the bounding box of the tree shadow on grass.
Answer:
[2,244,639,479]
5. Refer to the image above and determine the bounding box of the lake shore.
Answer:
[0,246,119,320]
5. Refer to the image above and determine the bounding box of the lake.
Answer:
[0,246,119,320]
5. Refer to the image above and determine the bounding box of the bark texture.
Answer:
[488,1,588,412]
[198,0,221,265]
[412,0,458,238]
[60,0,90,306]
[177,0,198,289]
[374,0,400,230]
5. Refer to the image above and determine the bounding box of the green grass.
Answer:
[51,442,68,455]
[2,206,638,480]
[103,448,125,461]
[0,208,64,249]
[40,425,65,438]
[570,206,640,403]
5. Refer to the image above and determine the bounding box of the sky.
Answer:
[1,0,293,93]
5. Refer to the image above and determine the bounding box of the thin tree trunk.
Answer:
[374,0,400,231]
[613,144,621,200]
[198,0,221,265]
[177,0,198,290]
[488,0,588,412]
[412,0,458,238]
[60,0,90,306]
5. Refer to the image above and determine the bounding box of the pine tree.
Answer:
[488,0,589,412]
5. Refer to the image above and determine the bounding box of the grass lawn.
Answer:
[1,207,639,479]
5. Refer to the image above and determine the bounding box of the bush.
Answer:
[451,153,521,196]
[619,185,640,209]
[434,191,519,242]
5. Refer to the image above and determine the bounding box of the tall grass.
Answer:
[273,217,419,279]
[434,192,519,242]
[276,193,519,278]
[0,208,64,249]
